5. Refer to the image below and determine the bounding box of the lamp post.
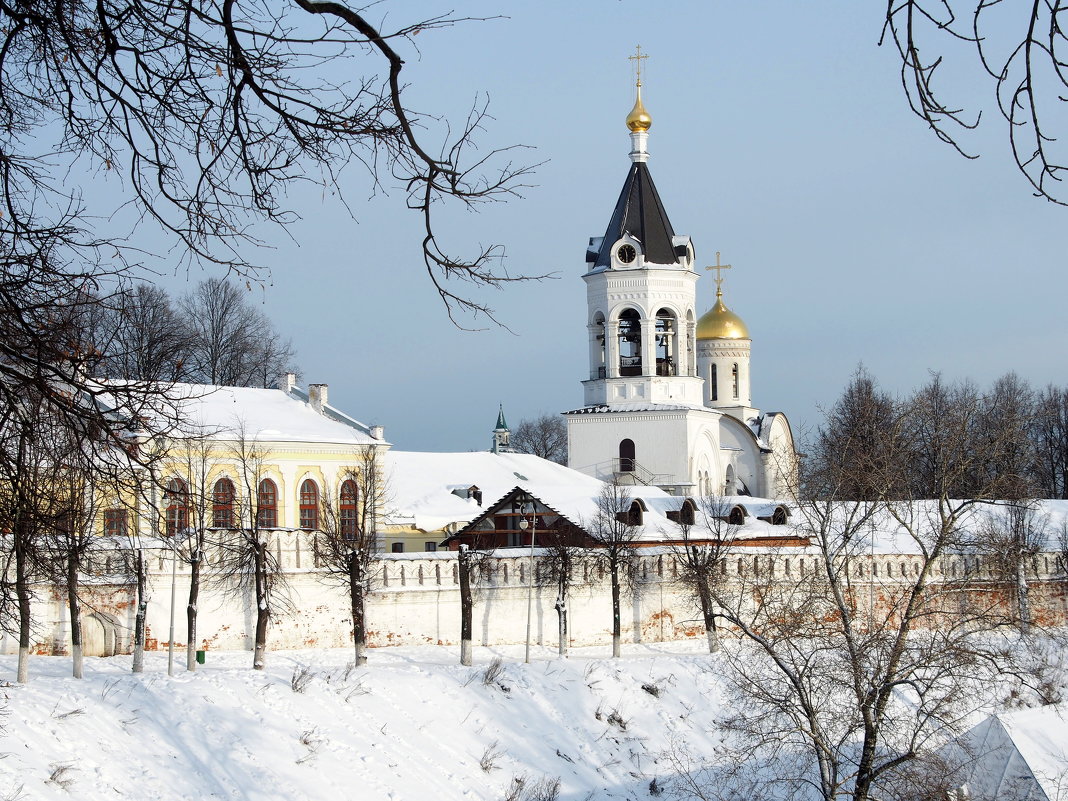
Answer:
[519,500,536,664]
[166,527,188,677]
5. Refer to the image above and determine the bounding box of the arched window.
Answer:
[619,438,635,472]
[212,478,235,528]
[299,479,319,530]
[339,479,359,541]
[680,499,696,526]
[710,364,718,401]
[618,308,642,376]
[165,477,188,537]
[655,308,676,376]
[257,478,278,529]
[732,363,739,399]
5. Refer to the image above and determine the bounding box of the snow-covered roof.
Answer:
[386,451,607,533]
[802,500,1068,555]
[942,704,1068,800]
[101,381,380,446]
[564,403,712,415]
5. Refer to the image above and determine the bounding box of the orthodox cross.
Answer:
[628,45,648,85]
[706,252,732,294]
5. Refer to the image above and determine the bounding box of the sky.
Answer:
[156,1,1067,452]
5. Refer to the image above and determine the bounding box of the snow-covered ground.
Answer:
[3,639,1066,801]
[1,642,734,801]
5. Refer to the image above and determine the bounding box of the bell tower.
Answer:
[580,51,703,409]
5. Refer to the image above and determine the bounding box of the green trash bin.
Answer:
[196,650,206,665]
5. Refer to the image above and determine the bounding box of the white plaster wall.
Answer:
[7,544,1066,659]
[568,410,719,486]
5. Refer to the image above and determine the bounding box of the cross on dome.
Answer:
[628,45,648,86]
[706,252,733,297]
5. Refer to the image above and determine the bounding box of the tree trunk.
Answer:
[15,521,31,684]
[253,540,269,670]
[696,574,719,654]
[459,547,473,666]
[1016,555,1032,635]
[186,550,200,671]
[67,556,83,679]
[555,590,568,657]
[350,553,367,666]
[132,549,146,674]
[610,559,621,658]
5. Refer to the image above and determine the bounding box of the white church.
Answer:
[565,72,796,499]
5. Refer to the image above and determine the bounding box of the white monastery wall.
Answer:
[6,532,1067,659]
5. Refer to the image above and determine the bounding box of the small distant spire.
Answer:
[492,404,512,454]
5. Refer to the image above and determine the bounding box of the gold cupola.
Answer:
[696,289,750,340]
[626,82,652,132]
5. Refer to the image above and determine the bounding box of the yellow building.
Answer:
[100,376,388,542]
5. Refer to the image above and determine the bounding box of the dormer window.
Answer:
[450,485,483,505]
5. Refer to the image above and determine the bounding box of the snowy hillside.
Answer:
[2,643,735,801]
[3,640,1065,801]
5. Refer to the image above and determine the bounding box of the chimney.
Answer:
[283,372,297,393]
[370,424,385,440]
[308,383,328,414]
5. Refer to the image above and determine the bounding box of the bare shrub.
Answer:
[482,657,505,687]
[291,664,314,694]
[502,775,561,801]
[47,763,75,791]
[480,741,505,773]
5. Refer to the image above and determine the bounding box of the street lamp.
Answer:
[518,500,537,664]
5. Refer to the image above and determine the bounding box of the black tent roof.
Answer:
[593,162,679,268]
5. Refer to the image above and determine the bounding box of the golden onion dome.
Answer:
[626,83,652,132]
[696,293,750,340]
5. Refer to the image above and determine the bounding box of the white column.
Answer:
[606,320,620,379]
[640,318,656,377]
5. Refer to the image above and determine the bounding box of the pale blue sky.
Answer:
[162,2,1067,451]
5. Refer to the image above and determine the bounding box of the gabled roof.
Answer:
[592,162,679,268]
[100,381,381,446]
[386,451,606,533]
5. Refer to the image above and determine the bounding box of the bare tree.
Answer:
[42,436,101,680]
[0,3,538,323]
[98,284,194,382]
[671,498,739,655]
[512,414,568,465]
[587,482,641,658]
[808,366,897,501]
[317,447,389,666]
[536,524,587,657]
[882,2,1068,205]
[1033,385,1068,499]
[0,394,59,683]
[696,372,1033,801]
[973,500,1046,636]
[180,278,296,388]
[223,426,288,670]
[169,437,222,671]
